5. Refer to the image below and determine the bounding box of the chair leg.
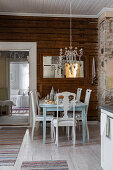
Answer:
[73,126,76,146]
[86,122,89,142]
[53,127,55,141]
[51,123,53,139]
[51,123,55,140]
[66,127,67,135]
[31,126,35,141]
[55,128,57,144]
[67,126,70,140]
[56,126,58,147]
[71,127,73,139]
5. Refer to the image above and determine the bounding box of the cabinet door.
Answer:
[101,112,106,169]
[101,112,113,170]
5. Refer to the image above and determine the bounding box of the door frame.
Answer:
[0,42,37,126]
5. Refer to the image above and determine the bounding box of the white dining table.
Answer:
[39,101,87,144]
[16,95,29,107]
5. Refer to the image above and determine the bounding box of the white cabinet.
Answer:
[101,109,113,170]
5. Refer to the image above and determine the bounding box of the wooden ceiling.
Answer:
[0,0,113,17]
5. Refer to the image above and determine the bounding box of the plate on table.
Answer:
[45,100,56,104]
[44,99,48,102]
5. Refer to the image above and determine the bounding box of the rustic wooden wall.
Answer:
[0,15,98,120]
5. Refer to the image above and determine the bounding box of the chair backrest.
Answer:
[35,91,40,115]
[84,89,92,114]
[30,91,37,126]
[56,92,76,119]
[76,88,82,101]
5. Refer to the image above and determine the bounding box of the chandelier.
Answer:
[59,2,83,74]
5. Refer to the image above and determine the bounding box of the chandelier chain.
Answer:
[70,2,72,48]
[58,1,83,75]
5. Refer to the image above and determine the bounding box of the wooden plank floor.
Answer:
[13,123,102,170]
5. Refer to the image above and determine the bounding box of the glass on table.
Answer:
[47,94,49,100]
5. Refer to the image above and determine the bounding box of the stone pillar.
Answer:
[98,12,113,110]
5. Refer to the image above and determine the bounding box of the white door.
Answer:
[101,112,113,170]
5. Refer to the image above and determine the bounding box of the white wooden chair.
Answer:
[76,89,92,141]
[51,92,76,147]
[30,91,53,140]
[34,91,41,115]
[76,88,82,101]
[35,90,55,117]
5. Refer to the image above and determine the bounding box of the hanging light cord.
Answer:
[70,2,72,48]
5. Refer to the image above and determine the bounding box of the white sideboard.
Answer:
[101,108,113,170]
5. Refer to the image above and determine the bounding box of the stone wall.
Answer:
[98,17,113,108]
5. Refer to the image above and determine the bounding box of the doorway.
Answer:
[0,42,37,126]
[10,61,29,123]
[0,51,29,125]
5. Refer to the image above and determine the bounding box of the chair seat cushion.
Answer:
[35,115,53,121]
[52,118,75,127]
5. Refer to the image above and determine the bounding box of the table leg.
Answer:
[82,107,86,144]
[43,107,46,144]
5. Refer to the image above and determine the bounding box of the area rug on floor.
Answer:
[0,116,28,125]
[0,127,26,166]
[21,160,69,170]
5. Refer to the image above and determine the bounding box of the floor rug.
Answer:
[21,160,69,170]
[12,106,29,111]
[0,116,28,125]
[0,127,26,166]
